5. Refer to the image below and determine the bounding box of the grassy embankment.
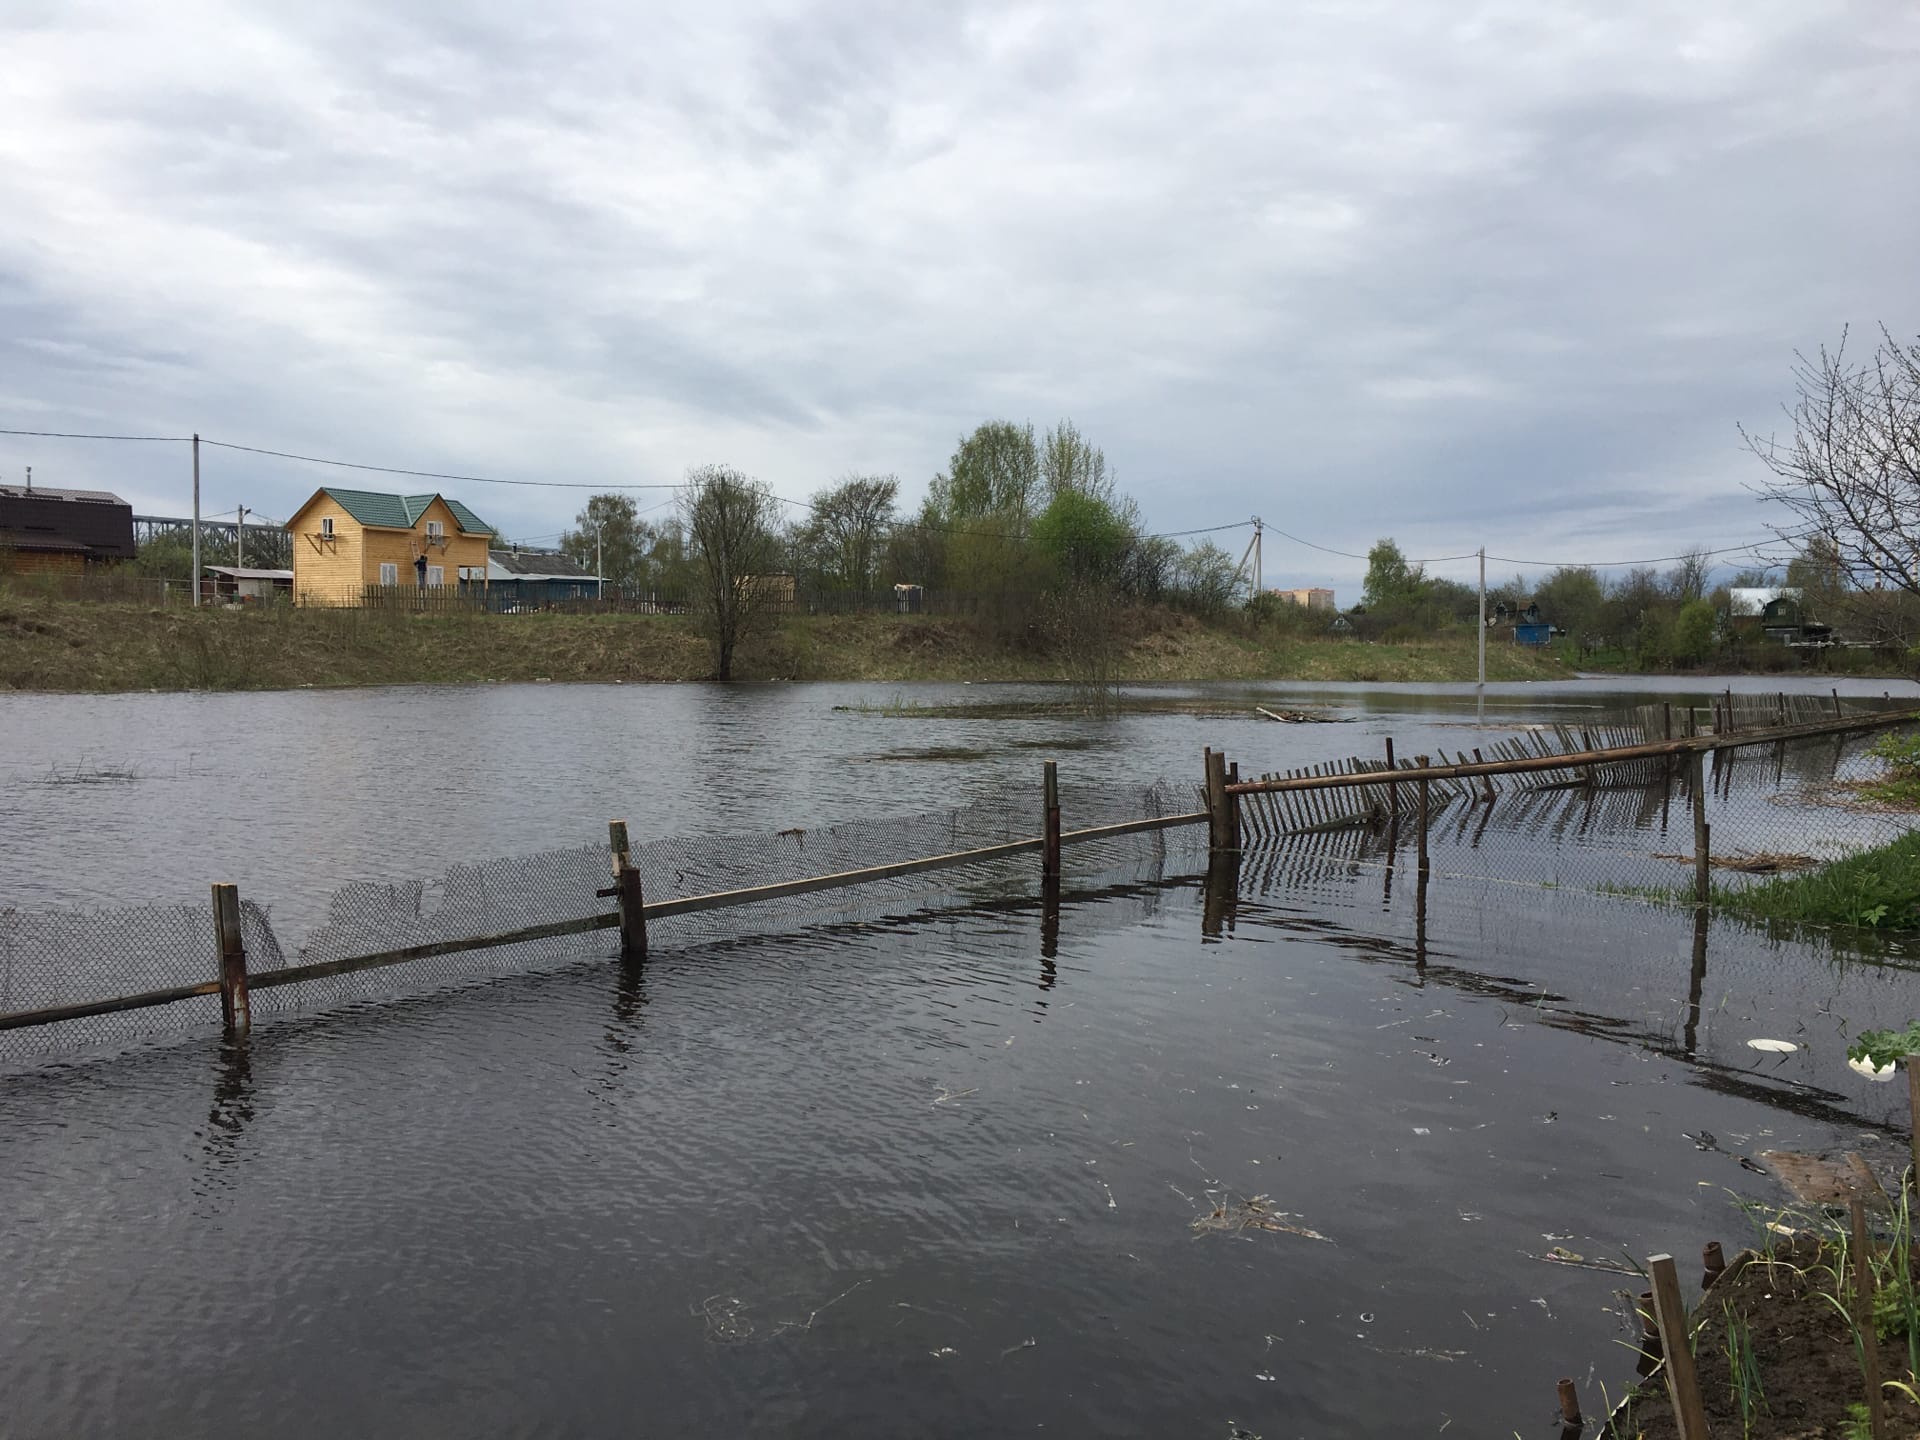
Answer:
[0,589,1573,692]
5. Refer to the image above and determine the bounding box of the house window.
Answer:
[321,517,335,538]
[379,562,398,585]
[426,565,445,587]
[426,520,445,541]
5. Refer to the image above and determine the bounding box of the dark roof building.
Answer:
[0,485,136,571]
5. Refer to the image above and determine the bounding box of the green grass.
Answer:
[1713,831,1920,930]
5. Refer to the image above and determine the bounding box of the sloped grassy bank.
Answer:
[0,592,1572,691]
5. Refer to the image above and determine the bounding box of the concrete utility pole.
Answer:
[596,524,604,602]
[1476,546,1487,722]
[191,434,201,607]
[235,504,246,570]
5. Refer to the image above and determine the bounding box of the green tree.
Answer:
[1361,538,1425,613]
[1040,419,1112,504]
[1173,541,1241,617]
[1672,597,1717,664]
[680,465,783,680]
[560,494,655,588]
[931,421,1041,523]
[1534,566,1605,645]
[1030,489,1132,587]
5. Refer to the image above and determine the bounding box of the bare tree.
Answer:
[680,464,783,680]
[796,473,898,592]
[1745,325,1920,597]
[1665,545,1712,604]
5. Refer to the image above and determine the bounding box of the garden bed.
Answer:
[1609,1224,1920,1438]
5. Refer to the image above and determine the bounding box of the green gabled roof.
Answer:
[319,488,492,535]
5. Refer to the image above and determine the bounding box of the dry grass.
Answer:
[0,590,1573,692]
[1654,850,1822,874]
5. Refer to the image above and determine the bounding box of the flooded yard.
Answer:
[3,675,1919,1435]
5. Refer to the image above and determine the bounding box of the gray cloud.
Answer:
[0,0,1915,584]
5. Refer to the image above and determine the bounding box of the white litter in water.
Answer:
[1746,1039,1798,1053]
[1849,1055,1900,1082]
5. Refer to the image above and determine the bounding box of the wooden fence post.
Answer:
[1851,1195,1889,1440]
[211,882,249,1035]
[1647,1254,1710,1440]
[1205,748,1238,852]
[609,820,647,962]
[1043,761,1061,884]
[1416,755,1431,878]
[1385,737,1398,818]
[1690,752,1710,905]
[1834,688,1844,721]
[1908,1057,1920,1191]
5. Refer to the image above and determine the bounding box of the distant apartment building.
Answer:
[1270,587,1335,611]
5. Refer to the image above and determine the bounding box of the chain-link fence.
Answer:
[0,777,1201,1060]
[4,700,1915,1063]
[1228,721,1916,906]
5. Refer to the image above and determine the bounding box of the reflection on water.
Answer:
[3,677,1919,1436]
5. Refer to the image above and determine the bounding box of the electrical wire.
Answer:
[3,422,1823,570]
[0,428,191,442]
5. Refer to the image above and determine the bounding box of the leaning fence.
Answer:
[4,696,1917,1059]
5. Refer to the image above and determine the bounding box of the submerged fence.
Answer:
[3,697,1917,1058]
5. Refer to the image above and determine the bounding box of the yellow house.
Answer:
[284,488,494,606]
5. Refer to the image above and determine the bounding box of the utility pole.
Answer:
[235,505,246,570]
[596,523,604,602]
[1476,546,1486,722]
[23,465,30,493]
[191,434,201,607]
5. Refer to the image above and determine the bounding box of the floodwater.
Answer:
[3,674,1920,1436]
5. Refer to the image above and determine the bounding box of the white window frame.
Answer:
[320,516,335,538]
[379,562,398,585]
[425,519,445,541]
[426,565,445,587]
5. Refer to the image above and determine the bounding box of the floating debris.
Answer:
[1849,1055,1900,1081]
[1191,1193,1330,1242]
[1745,1038,1799,1053]
[1254,706,1348,724]
[1654,850,1820,874]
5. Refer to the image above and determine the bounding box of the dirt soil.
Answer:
[1609,1233,1920,1438]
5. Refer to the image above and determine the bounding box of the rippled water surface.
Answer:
[3,675,1919,1436]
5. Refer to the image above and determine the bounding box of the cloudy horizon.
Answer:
[3,0,1916,594]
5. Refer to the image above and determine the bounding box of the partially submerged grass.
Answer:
[1607,833,1920,933]
[1714,832,1920,931]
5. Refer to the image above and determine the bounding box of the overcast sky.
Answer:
[3,1,1916,592]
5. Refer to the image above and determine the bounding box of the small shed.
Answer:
[1514,622,1553,647]
[203,566,293,603]
[482,548,601,608]
[893,583,925,614]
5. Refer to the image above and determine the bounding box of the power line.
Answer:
[199,438,683,491]
[0,427,191,442]
[4,421,1820,568]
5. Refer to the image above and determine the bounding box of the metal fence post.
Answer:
[211,883,250,1035]
[609,820,647,961]
[1689,752,1710,905]
[1042,761,1061,884]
